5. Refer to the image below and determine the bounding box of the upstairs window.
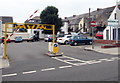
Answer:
[118,5,120,10]
[115,13,117,19]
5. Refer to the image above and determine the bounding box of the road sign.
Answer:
[53,43,58,53]
[91,21,96,27]
[108,20,119,27]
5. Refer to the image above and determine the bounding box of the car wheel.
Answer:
[32,39,35,42]
[89,41,92,45]
[65,41,69,45]
[74,42,78,46]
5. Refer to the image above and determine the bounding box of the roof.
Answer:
[64,6,115,25]
[0,16,13,24]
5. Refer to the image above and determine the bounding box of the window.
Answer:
[67,36,72,38]
[115,13,117,19]
[118,5,120,10]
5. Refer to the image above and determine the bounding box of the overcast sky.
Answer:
[0,0,117,23]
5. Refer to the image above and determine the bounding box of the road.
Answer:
[2,41,119,81]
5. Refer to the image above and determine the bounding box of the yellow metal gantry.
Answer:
[3,23,55,59]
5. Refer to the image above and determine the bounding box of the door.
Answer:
[113,29,116,40]
[113,28,120,40]
[106,30,109,40]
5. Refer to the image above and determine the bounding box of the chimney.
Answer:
[97,8,102,11]
[73,15,76,17]
[65,17,67,19]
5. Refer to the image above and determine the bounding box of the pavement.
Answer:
[84,44,120,55]
[0,43,119,69]
[0,43,10,69]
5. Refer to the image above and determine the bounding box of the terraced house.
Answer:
[63,6,115,35]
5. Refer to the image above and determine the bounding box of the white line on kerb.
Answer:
[41,68,55,71]
[59,65,72,69]
[23,70,36,74]
[2,73,17,77]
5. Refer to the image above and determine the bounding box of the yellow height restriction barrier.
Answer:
[3,23,56,59]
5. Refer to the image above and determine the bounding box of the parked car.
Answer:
[57,35,72,44]
[44,35,52,42]
[27,34,39,42]
[56,34,65,40]
[27,35,35,42]
[44,35,57,42]
[14,36,23,43]
[95,31,103,39]
[0,37,11,43]
[69,35,92,46]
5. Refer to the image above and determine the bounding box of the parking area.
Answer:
[2,40,119,81]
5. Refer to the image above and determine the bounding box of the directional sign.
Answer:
[108,20,119,27]
[91,21,96,27]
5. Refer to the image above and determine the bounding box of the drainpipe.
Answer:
[116,0,119,44]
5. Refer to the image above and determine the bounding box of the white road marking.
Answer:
[59,65,72,69]
[104,59,115,62]
[52,56,119,66]
[75,63,87,66]
[2,73,17,77]
[41,68,55,71]
[63,56,87,62]
[99,58,109,61]
[87,60,102,64]
[65,59,79,61]
[23,70,36,74]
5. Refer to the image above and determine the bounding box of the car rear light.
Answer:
[59,39,62,40]
[72,40,74,42]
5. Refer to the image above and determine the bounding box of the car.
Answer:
[27,35,35,42]
[0,37,11,43]
[69,35,92,46]
[27,34,39,42]
[44,35,52,42]
[95,31,103,39]
[56,34,65,40]
[57,35,72,44]
[44,35,56,42]
[14,36,23,43]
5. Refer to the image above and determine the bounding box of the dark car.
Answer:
[69,35,92,46]
[27,34,39,42]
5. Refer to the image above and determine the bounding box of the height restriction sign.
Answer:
[91,21,96,27]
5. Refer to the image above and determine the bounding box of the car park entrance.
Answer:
[3,23,59,59]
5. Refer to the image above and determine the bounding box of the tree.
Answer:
[40,6,63,34]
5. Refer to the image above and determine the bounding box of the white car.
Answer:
[57,35,72,44]
[44,35,53,42]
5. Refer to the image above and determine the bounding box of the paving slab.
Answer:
[84,45,120,55]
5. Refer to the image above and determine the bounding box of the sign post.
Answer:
[91,21,96,49]
[0,20,2,37]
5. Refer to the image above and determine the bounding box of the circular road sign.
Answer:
[91,21,96,27]
[54,43,58,47]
